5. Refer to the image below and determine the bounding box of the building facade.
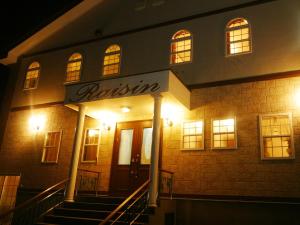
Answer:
[1,0,300,204]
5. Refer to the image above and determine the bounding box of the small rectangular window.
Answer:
[212,118,237,149]
[82,129,100,162]
[259,113,294,160]
[42,131,62,163]
[182,121,204,150]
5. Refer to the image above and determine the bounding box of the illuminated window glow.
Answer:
[212,118,236,149]
[170,30,192,64]
[66,53,82,83]
[24,62,40,90]
[82,129,100,162]
[42,131,62,163]
[182,121,203,149]
[226,18,251,55]
[103,44,121,76]
[260,114,294,159]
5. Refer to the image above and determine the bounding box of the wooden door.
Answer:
[110,120,153,193]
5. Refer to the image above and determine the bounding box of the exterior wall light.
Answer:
[101,122,111,131]
[121,106,131,113]
[29,115,46,132]
[164,118,173,127]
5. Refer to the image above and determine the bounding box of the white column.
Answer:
[65,104,86,202]
[149,94,162,207]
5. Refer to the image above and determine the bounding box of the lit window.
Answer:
[42,131,62,163]
[82,129,100,162]
[226,18,251,56]
[212,118,236,149]
[103,44,121,76]
[182,121,204,150]
[170,30,192,64]
[259,114,294,159]
[24,61,40,90]
[66,53,82,83]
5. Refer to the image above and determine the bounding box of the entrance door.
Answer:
[110,120,153,193]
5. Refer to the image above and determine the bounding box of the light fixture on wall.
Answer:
[121,106,131,113]
[101,122,111,131]
[29,115,46,132]
[164,118,173,127]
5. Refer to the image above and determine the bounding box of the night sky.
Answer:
[0,0,82,58]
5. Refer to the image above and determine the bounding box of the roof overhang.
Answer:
[65,70,190,121]
[0,0,103,65]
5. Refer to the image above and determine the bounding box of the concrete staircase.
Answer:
[35,195,154,225]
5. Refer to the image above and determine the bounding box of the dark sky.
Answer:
[0,0,82,58]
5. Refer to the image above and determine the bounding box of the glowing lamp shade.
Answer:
[121,106,131,113]
[29,115,46,132]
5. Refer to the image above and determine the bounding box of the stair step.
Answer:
[43,215,146,225]
[52,207,149,222]
[76,195,126,204]
[62,201,118,211]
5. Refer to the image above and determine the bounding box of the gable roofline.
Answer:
[0,0,103,65]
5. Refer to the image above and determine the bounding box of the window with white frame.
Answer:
[65,53,82,83]
[182,121,204,150]
[42,131,62,163]
[82,129,100,162]
[103,44,121,76]
[170,30,192,64]
[259,114,294,159]
[212,118,236,149]
[24,61,40,90]
[226,18,251,56]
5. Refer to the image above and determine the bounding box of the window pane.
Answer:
[212,118,236,148]
[118,129,133,165]
[43,131,61,163]
[141,128,153,165]
[83,145,98,161]
[182,121,203,149]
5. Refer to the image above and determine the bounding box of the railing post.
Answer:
[65,104,86,202]
[149,94,162,207]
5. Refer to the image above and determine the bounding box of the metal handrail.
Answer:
[99,179,150,225]
[0,178,69,220]
[76,169,101,196]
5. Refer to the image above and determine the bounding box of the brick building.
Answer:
[1,0,300,224]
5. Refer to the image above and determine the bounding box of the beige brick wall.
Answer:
[162,76,300,198]
[0,105,77,189]
[1,76,300,198]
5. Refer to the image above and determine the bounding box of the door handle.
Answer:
[135,154,140,178]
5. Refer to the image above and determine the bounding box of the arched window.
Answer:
[66,53,82,83]
[24,61,40,90]
[226,18,251,56]
[103,44,121,76]
[170,30,192,64]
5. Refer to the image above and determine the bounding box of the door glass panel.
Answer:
[118,129,133,165]
[141,128,153,165]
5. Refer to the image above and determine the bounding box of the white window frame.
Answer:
[64,52,83,84]
[225,17,252,57]
[81,128,101,163]
[170,29,193,65]
[259,113,295,160]
[41,130,63,164]
[211,117,237,150]
[102,44,121,76]
[23,61,41,90]
[181,120,204,150]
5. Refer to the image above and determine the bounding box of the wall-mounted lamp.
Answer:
[164,118,173,127]
[29,115,46,132]
[121,106,131,113]
[101,122,111,131]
